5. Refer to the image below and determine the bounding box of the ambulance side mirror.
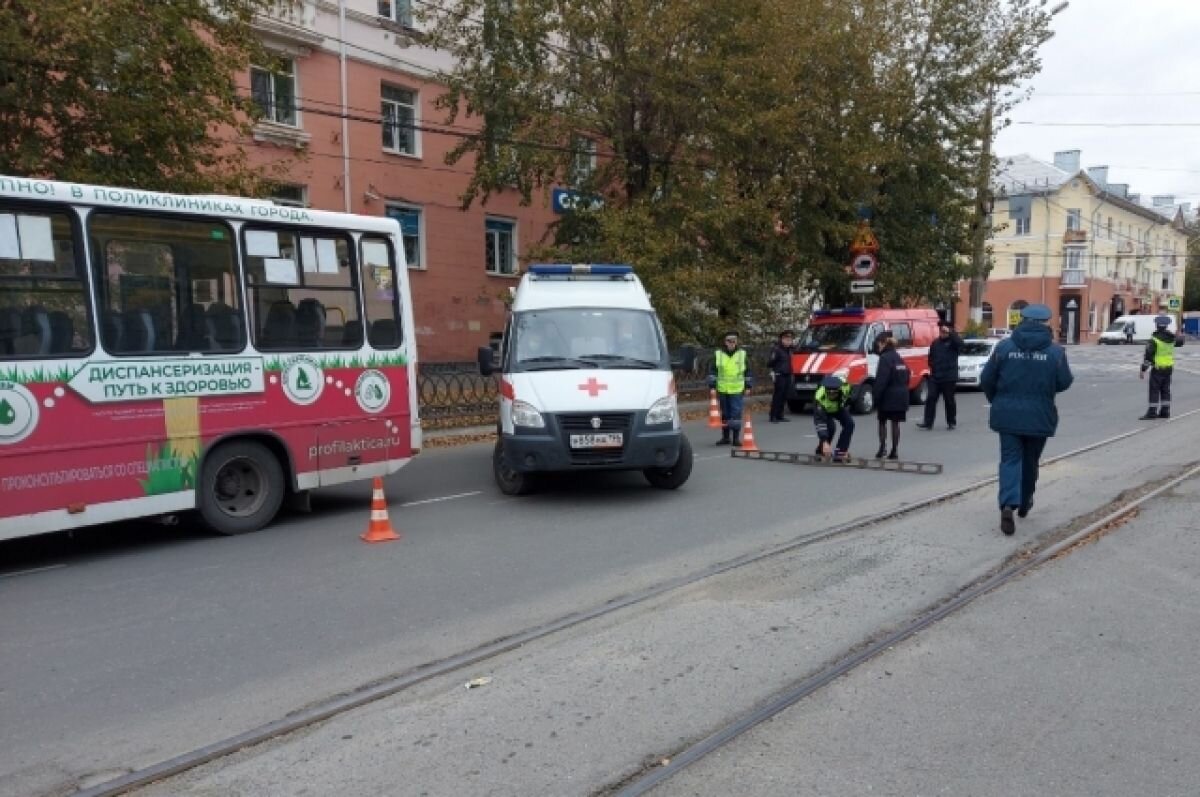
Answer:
[477,346,495,376]
[672,345,697,372]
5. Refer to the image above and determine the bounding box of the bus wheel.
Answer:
[199,440,286,535]
[493,441,536,496]
[644,435,693,489]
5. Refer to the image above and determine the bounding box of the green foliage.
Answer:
[0,0,292,193]
[962,320,991,339]
[424,0,1055,342]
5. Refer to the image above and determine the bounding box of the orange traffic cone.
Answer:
[739,414,760,452]
[707,390,722,429]
[361,477,401,543]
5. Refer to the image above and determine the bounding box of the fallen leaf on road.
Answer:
[465,676,493,689]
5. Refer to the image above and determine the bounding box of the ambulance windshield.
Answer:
[797,323,866,353]
[512,309,666,370]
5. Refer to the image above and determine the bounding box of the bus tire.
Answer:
[493,440,536,496]
[644,435,693,490]
[198,440,286,535]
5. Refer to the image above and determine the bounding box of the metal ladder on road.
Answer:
[731,448,943,475]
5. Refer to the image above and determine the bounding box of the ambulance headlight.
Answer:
[646,395,677,426]
[511,400,545,429]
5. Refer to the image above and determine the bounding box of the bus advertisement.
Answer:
[0,176,420,540]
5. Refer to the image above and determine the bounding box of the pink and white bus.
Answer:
[0,176,420,539]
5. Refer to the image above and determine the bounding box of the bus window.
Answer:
[242,228,360,351]
[89,213,245,355]
[0,207,93,358]
[359,236,402,349]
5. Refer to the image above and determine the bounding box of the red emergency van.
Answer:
[789,307,938,414]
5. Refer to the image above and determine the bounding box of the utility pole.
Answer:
[968,94,994,325]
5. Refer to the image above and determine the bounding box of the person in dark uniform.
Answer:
[813,372,854,461]
[980,304,1074,536]
[918,320,962,430]
[872,332,910,460]
[1139,315,1184,419]
[767,328,795,423]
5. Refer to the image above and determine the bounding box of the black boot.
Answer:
[1159,407,1171,420]
[1138,408,1158,420]
[1018,498,1034,519]
[887,448,898,460]
[1000,507,1015,536]
[875,445,886,459]
[717,432,731,445]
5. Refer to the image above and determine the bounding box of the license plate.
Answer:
[796,383,817,392]
[569,433,624,449]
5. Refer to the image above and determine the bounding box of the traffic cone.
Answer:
[739,414,760,452]
[361,477,401,543]
[707,390,722,429]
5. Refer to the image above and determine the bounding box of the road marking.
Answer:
[0,564,67,580]
[400,491,482,508]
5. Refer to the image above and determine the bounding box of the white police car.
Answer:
[478,265,695,495]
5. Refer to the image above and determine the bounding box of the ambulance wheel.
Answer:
[910,377,929,405]
[493,441,536,496]
[853,384,875,415]
[644,435,693,490]
[198,440,285,535]
[787,399,809,414]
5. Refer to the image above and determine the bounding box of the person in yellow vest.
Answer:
[813,372,855,461]
[1139,315,1184,419]
[707,331,754,445]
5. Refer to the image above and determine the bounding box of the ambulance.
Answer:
[477,265,695,495]
[789,308,939,414]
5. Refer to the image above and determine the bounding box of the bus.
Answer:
[0,176,420,540]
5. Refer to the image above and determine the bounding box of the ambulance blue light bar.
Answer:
[528,264,633,276]
[813,308,866,317]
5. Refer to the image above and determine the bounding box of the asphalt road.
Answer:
[1,343,1194,797]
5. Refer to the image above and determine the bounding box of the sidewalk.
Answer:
[664,475,1200,796]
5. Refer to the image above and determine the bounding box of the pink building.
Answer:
[243,2,561,362]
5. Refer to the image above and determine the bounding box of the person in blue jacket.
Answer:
[980,303,1074,536]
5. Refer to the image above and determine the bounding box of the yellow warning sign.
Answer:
[1008,309,1022,328]
[850,222,879,255]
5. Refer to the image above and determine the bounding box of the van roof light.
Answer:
[527,263,634,279]
[813,308,865,318]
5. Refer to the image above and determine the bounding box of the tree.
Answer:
[424,0,1057,343]
[0,0,288,193]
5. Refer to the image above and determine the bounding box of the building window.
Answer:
[385,205,422,269]
[1065,249,1082,270]
[569,137,597,186]
[378,0,413,27]
[1089,301,1097,333]
[1066,209,1081,230]
[1014,254,1029,276]
[268,184,307,208]
[981,302,993,329]
[382,85,418,156]
[250,62,297,127]
[1107,217,1113,239]
[1015,216,1031,235]
[485,218,516,276]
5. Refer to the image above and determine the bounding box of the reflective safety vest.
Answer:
[714,349,748,394]
[815,384,852,413]
[1153,336,1176,369]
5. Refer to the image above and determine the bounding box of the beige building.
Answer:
[955,150,1190,343]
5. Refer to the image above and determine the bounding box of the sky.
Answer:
[994,0,1200,205]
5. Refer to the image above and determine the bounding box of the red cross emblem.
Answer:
[578,377,609,397]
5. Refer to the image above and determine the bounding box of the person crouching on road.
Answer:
[918,320,962,430]
[872,332,910,460]
[813,372,854,461]
[768,328,795,423]
[980,303,1074,536]
[1139,315,1184,420]
[708,331,753,446]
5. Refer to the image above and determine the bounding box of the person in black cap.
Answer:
[980,303,1073,536]
[1138,314,1184,419]
[918,319,963,430]
[812,372,854,461]
[767,329,795,423]
[708,331,753,445]
[872,331,910,459]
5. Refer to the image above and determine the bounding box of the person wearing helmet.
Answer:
[980,303,1074,536]
[1139,314,1184,419]
[872,331,910,460]
[707,331,754,445]
[813,372,854,461]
